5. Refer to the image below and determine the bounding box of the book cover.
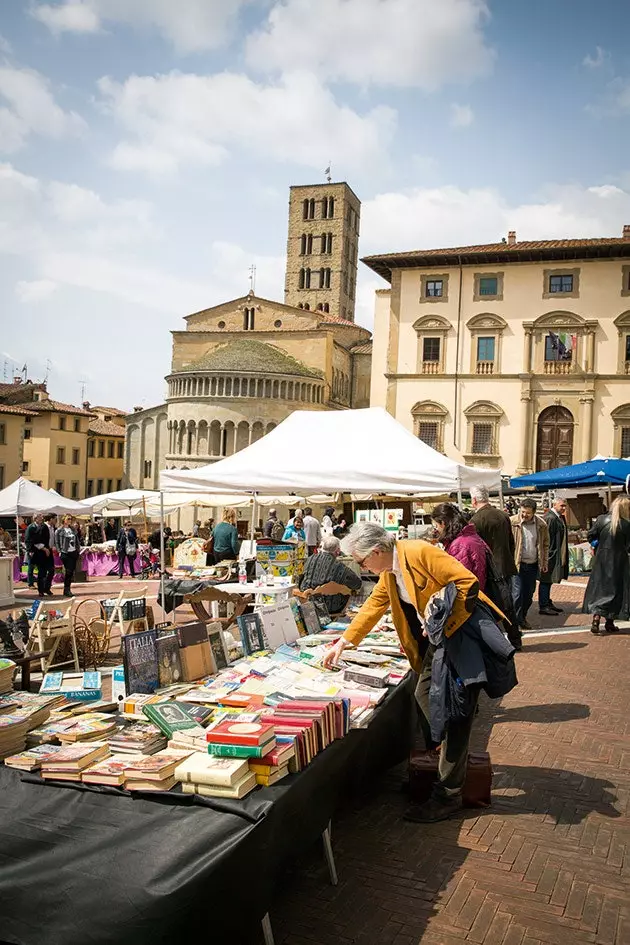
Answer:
[156,632,183,688]
[4,745,64,771]
[236,613,265,656]
[176,621,208,649]
[42,741,110,769]
[142,701,206,740]
[206,720,275,746]
[181,771,257,799]
[184,704,214,727]
[208,625,229,671]
[124,749,193,779]
[81,754,130,784]
[174,753,249,787]
[207,740,274,759]
[298,600,322,635]
[123,631,159,695]
[289,598,307,637]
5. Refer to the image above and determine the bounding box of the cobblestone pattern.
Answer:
[268,631,630,945]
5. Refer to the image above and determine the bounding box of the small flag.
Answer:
[324,165,330,176]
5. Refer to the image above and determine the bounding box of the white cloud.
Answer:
[0,33,12,54]
[15,279,58,302]
[246,0,494,89]
[583,46,608,69]
[0,65,84,152]
[98,70,396,175]
[450,103,474,128]
[31,0,249,52]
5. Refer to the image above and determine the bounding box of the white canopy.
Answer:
[159,407,501,496]
[0,478,89,516]
[82,488,161,514]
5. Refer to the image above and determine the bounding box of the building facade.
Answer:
[365,230,630,475]
[124,293,371,484]
[0,403,37,490]
[125,179,372,488]
[0,380,127,497]
[284,182,361,323]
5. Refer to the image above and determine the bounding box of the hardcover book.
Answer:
[156,632,183,688]
[236,613,265,656]
[207,739,275,759]
[142,701,207,741]
[123,630,159,695]
[181,771,257,799]
[208,624,229,671]
[206,720,275,746]
[124,749,193,780]
[174,753,249,787]
[298,600,323,636]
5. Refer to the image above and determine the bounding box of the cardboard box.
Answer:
[177,621,208,648]
[180,641,215,681]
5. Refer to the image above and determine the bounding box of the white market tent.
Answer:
[82,488,162,515]
[160,408,501,496]
[0,478,89,516]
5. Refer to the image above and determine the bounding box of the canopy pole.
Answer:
[159,492,166,619]
[607,484,612,509]
[15,516,20,559]
[250,493,257,541]
[498,478,504,510]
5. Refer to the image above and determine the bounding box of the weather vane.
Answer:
[248,264,257,294]
[325,162,332,183]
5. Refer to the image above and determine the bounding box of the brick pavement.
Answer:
[268,631,630,945]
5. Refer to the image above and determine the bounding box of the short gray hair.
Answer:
[342,522,395,559]
[321,535,341,554]
[470,485,489,504]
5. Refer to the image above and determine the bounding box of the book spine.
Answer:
[207,742,267,758]
[59,689,103,701]
[205,732,267,747]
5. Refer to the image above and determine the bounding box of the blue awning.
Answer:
[510,458,630,490]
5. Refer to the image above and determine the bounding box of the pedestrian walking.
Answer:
[538,498,569,616]
[583,495,630,634]
[55,515,80,597]
[116,521,138,578]
[42,514,57,594]
[24,514,43,588]
[510,499,549,629]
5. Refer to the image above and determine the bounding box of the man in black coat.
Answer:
[538,498,569,616]
[27,515,54,597]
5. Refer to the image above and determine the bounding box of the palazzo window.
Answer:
[411,401,447,454]
[611,404,630,457]
[319,267,331,289]
[303,198,315,220]
[542,268,579,299]
[473,271,503,302]
[419,273,449,303]
[413,316,450,374]
[614,312,630,373]
[322,197,335,219]
[300,234,313,255]
[299,268,311,289]
[464,401,503,467]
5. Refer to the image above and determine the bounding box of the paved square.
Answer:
[270,630,630,945]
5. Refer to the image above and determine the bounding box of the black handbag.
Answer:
[484,549,522,649]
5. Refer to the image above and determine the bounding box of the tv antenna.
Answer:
[80,382,87,403]
[44,359,52,383]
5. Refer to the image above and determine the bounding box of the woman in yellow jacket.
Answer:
[323,522,500,823]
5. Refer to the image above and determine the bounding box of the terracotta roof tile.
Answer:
[351,341,373,354]
[0,403,38,416]
[90,405,128,416]
[88,419,125,437]
[27,399,95,417]
[175,339,323,379]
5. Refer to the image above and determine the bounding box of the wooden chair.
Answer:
[184,586,253,633]
[29,599,80,674]
[293,581,354,619]
[102,586,149,651]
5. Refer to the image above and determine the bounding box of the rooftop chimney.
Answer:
[82,400,90,410]
[623,224,630,240]
[133,405,143,413]
[507,230,517,245]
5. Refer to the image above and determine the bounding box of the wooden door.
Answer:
[536,406,574,471]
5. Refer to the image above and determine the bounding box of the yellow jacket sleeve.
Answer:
[405,542,480,631]
[342,574,391,647]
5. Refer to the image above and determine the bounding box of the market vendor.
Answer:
[322,522,515,824]
[300,535,362,616]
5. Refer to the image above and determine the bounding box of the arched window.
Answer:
[303,198,315,220]
[319,268,331,289]
[322,197,334,219]
[304,303,310,310]
[300,234,307,255]
[243,307,255,330]
[323,303,329,313]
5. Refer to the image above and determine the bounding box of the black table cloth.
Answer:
[0,676,415,945]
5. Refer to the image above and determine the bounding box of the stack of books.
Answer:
[107,722,167,756]
[123,749,193,791]
[56,713,118,744]
[81,755,132,787]
[0,712,32,760]
[40,741,111,780]
[141,701,207,749]
[4,744,66,772]
[0,659,16,695]
[120,693,165,719]
[248,742,295,786]
[174,753,257,799]
[206,720,276,761]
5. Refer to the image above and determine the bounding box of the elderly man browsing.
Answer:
[322,523,517,823]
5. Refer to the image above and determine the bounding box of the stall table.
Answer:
[0,676,415,945]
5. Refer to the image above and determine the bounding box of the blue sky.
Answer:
[1,0,629,410]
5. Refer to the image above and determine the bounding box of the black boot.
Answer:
[605,619,620,633]
[591,615,604,634]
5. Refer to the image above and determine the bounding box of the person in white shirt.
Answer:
[510,499,549,630]
[301,507,322,555]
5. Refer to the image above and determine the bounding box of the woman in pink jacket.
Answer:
[431,503,490,591]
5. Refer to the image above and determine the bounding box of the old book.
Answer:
[81,754,131,786]
[4,744,65,771]
[207,739,275,759]
[206,720,275,746]
[40,671,102,702]
[207,623,229,671]
[253,764,290,786]
[142,701,207,741]
[41,741,110,773]
[57,714,118,743]
[298,600,322,635]
[125,775,177,792]
[123,748,193,781]
[342,666,390,689]
[174,753,249,787]
[236,613,265,656]
[156,632,183,688]
[181,770,257,799]
[122,630,159,695]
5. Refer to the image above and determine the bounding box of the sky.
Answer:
[1,0,629,411]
